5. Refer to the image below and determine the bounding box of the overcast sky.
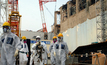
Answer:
[18,0,69,32]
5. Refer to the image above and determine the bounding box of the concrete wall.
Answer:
[21,31,44,40]
[48,32,54,40]
[21,31,54,40]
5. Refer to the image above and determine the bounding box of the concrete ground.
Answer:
[0,59,95,65]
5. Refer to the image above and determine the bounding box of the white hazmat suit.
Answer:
[30,44,36,65]
[0,31,21,65]
[32,42,48,65]
[49,43,56,65]
[19,40,29,65]
[54,41,69,65]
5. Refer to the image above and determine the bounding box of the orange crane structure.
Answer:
[39,0,56,32]
[8,0,21,37]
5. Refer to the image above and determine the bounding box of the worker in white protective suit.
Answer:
[32,36,49,65]
[49,36,57,65]
[30,45,35,65]
[0,22,21,65]
[54,33,69,65]
[19,36,29,65]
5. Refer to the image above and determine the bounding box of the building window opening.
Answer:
[62,4,67,11]
[57,28,60,34]
[62,4,67,21]
[79,0,86,11]
[70,6,76,16]
[89,0,99,6]
[57,14,60,24]
[55,25,60,35]
[32,36,36,39]
[70,0,76,5]
[44,34,48,40]
[91,0,95,5]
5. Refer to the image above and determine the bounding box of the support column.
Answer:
[67,1,70,18]
[54,11,57,35]
[54,11,60,35]
[76,0,79,13]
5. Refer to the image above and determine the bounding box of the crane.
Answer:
[39,0,56,32]
[8,0,21,37]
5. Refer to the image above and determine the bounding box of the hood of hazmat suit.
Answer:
[36,36,41,42]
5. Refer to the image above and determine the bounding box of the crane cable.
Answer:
[55,0,57,11]
[44,4,54,18]
[43,1,57,18]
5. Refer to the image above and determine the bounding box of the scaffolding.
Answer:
[95,0,107,42]
[0,0,8,23]
[0,0,8,34]
[8,0,22,37]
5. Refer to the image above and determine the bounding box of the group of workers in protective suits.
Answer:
[30,33,69,65]
[0,22,69,65]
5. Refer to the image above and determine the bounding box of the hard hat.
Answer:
[106,39,107,41]
[58,33,63,37]
[22,36,26,40]
[53,36,57,39]
[2,22,10,27]
[36,36,41,39]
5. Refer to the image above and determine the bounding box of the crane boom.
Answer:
[39,0,56,32]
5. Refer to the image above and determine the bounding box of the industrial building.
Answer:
[54,0,107,52]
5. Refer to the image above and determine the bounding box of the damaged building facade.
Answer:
[54,0,107,52]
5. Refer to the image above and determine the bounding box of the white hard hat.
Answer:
[36,36,41,39]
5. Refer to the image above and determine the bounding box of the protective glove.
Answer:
[48,53,50,56]
[14,49,19,57]
[35,42,40,46]
[38,46,43,48]
[27,53,29,57]
[67,54,69,59]
[54,52,56,56]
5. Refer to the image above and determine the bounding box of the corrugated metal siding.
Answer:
[62,18,97,52]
